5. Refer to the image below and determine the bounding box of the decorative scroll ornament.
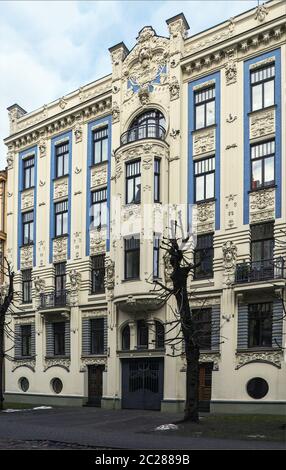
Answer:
[53,237,68,262]
[43,358,71,372]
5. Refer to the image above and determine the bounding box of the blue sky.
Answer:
[0,0,259,169]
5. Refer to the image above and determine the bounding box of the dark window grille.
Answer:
[55,200,68,237]
[54,262,66,305]
[126,160,141,204]
[55,142,69,178]
[90,318,104,354]
[195,86,215,130]
[194,234,214,280]
[124,236,140,280]
[22,269,32,303]
[251,63,275,111]
[91,254,105,294]
[93,126,108,164]
[194,156,215,202]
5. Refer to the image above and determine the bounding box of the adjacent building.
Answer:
[3,0,286,414]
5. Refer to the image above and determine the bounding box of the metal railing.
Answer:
[120,123,166,145]
[235,258,285,283]
[39,290,70,309]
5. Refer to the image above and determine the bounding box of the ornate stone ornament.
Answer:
[193,129,215,156]
[225,194,238,229]
[80,357,106,372]
[250,109,275,139]
[53,237,68,263]
[34,276,45,294]
[20,245,33,269]
[44,358,71,372]
[91,166,107,188]
[112,102,120,123]
[236,350,281,369]
[7,148,14,170]
[138,85,150,105]
[12,360,36,372]
[74,124,83,143]
[222,241,237,286]
[105,257,115,290]
[69,269,81,290]
[90,230,106,255]
[59,97,68,109]
[194,201,215,234]
[39,139,46,157]
[250,188,275,223]
[199,352,220,371]
[254,4,268,22]
[169,128,180,139]
[169,76,180,100]
[54,179,68,199]
[21,190,34,210]
[197,202,215,223]
[225,49,237,85]
[226,113,237,123]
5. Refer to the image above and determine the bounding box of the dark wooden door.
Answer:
[198,363,213,412]
[122,359,164,410]
[88,365,104,406]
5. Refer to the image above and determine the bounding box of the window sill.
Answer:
[14,356,35,361]
[21,186,35,193]
[52,174,69,182]
[45,355,70,359]
[81,354,106,358]
[52,234,68,240]
[90,161,108,169]
[191,123,217,134]
[195,198,216,204]
[124,202,141,207]
[248,185,276,194]
[236,347,282,353]
[89,291,106,297]
[248,104,277,116]
[122,278,141,283]
[20,243,34,248]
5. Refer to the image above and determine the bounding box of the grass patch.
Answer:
[168,414,286,442]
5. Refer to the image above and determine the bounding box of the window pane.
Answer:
[64,153,69,175]
[195,104,204,129]
[30,166,34,187]
[252,160,262,189]
[94,141,101,164]
[252,84,262,111]
[101,201,107,227]
[264,80,274,107]
[264,156,274,186]
[195,175,204,201]
[205,173,215,199]
[206,100,215,126]
[127,179,133,204]
[57,155,63,177]
[134,177,141,203]
[62,212,68,234]
[56,214,62,236]
[101,138,108,162]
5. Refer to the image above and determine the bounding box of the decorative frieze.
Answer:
[194,201,215,234]
[43,357,71,372]
[80,357,106,372]
[235,350,281,370]
[250,108,275,139]
[193,128,215,156]
[53,236,68,263]
[91,165,108,188]
[90,230,106,255]
[199,352,221,371]
[20,245,33,269]
[54,178,68,200]
[21,190,34,210]
[250,188,275,223]
[12,360,36,373]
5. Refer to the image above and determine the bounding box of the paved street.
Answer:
[0,407,285,450]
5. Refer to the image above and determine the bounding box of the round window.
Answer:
[51,378,63,394]
[19,377,29,392]
[247,377,269,399]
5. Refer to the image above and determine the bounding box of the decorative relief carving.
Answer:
[254,4,268,22]
[250,56,275,71]
[59,97,68,109]
[34,276,45,294]
[169,76,180,100]
[235,350,281,369]
[185,18,234,54]
[74,124,83,143]
[54,178,68,200]
[21,190,34,210]
[199,352,220,371]
[7,147,14,170]
[73,232,82,259]
[250,188,275,223]
[38,138,47,157]
[12,360,36,372]
[169,128,180,139]
[105,257,115,290]
[222,241,237,286]
[80,357,106,372]
[90,230,106,255]
[194,202,215,234]
[91,165,108,188]
[250,109,275,139]
[226,113,237,123]
[53,237,68,263]
[193,129,215,156]
[225,48,237,85]
[225,194,238,229]
[44,358,70,372]
[168,17,188,39]
[20,245,33,269]
[112,102,120,123]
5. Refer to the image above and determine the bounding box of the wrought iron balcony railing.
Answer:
[39,290,70,309]
[120,123,166,145]
[235,258,286,284]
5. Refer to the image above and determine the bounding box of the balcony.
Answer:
[39,290,70,309]
[235,258,286,284]
[120,123,166,146]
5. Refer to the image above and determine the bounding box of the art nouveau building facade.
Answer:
[3,0,286,413]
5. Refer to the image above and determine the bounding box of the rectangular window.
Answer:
[124,236,140,280]
[53,322,65,356]
[251,140,275,190]
[91,188,107,230]
[91,255,105,294]
[195,86,215,130]
[248,303,272,348]
[21,324,32,356]
[54,262,66,306]
[55,200,68,237]
[90,318,104,354]
[23,157,35,190]
[22,211,34,245]
[22,269,32,303]
[154,158,160,203]
[192,308,212,350]
[93,126,108,165]
[137,320,148,349]
[251,222,274,262]
[194,157,215,202]
[55,142,69,178]
[153,235,160,279]
[194,234,214,280]
[251,63,275,111]
[126,160,141,204]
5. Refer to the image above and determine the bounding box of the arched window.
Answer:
[155,321,164,349]
[122,325,130,350]
[137,320,149,349]
[121,110,166,144]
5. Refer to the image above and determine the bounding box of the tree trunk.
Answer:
[184,340,200,422]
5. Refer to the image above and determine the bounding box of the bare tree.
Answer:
[0,257,14,410]
[148,221,219,423]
